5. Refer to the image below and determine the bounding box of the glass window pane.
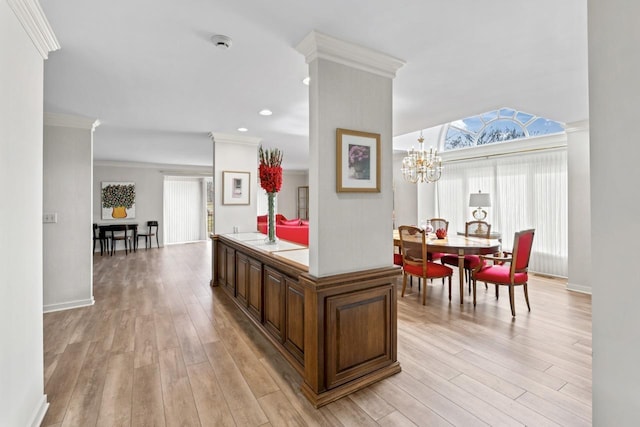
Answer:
[477,119,525,145]
[445,127,475,150]
[526,118,565,136]
[481,110,498,122]
[461,116,484,133]
[516,112,534,124]
[499,108,515,118]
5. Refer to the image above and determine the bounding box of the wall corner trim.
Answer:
[43,297,95,313]
[8,0,60,59]
[44,112,100,131]
[567,282,592,295]
[28,394,49,427]
[295,30,405,79]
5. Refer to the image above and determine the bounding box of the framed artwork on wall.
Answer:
[101,181,136,219]
[336,128,381,192]
[222,171,250,205]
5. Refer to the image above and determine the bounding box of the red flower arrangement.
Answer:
[259,146,283,193]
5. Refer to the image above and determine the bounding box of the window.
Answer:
[444,108,564,151]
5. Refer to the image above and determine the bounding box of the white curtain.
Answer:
[163,177,207,244]
[435,149,568,277]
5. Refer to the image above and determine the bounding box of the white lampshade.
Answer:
[469,192,491,208]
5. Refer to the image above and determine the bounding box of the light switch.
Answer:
[43,213,58,223]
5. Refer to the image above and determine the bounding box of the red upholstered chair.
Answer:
[398,225,453,305]
[471,229,535,317]
[441,220,491,291]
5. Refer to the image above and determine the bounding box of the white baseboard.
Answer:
[567,282,592,295]
[29,394,49,427]
[43,297,95,313]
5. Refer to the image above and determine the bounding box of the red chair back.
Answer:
[512,229,535,272]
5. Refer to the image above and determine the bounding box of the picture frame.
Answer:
[336,128,381,192]
[101,181,136,220]
[222,171,250,205]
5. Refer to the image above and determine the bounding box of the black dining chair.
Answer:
[137,220,159,249]
[106,224,134,255]
[93,223,109,256]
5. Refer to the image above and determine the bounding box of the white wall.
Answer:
[0,1,54,425]
[307,57,396,276]
[566,122,591,293]
[392,151,418,228]
[213,136,259,234]
[43,117,96,312]
[278,170,308,219]
[93,163,172,247]
[589,1,640,423]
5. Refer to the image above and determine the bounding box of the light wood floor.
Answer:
[42,242,592,426]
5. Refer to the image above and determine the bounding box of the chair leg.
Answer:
[523,283,531,311]
[422,276,427,305]
[155,234,159,248]
[401,273,407,297]
[495,284,499,298]
[448,276,452,301]
[508,285,516,317]
[472,279,477,306]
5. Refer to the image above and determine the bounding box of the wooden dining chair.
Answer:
[427,218,449,262]
[137,220,159,249]
[398,225,453,305]
[108,224,134,255]
[471,229,535,316]
[441,220,491,291]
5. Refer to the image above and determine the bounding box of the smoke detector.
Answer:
[211,34,232,50]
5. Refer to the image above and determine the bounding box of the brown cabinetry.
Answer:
[211,234,400,408]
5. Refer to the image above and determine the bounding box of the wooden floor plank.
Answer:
[258,390,308,426]
[96,352,134,427]
[131,363,166,426]
[186,361,237,427]
[203,340,269,426]
[158,347,201,426]
[42,242,592,427]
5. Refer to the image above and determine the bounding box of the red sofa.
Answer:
[257,216,309,246]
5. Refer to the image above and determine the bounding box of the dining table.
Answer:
[393,230,501,304]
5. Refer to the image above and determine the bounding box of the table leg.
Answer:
[458,250,465,304]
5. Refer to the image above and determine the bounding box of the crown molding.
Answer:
[295,31,405,79]
[94,159,212,173]
[210,132,262,146]
[7,0,60,59]
[565,120,589,134]
[44,112,100,131]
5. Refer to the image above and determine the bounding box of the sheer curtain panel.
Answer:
[435,149,567,277]
[163,177,207,244]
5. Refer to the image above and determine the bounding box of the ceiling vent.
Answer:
[211,34,232,50]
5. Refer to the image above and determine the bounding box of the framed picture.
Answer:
[101,181,136,219]
[222,171,250,205]
[336,128,381,192]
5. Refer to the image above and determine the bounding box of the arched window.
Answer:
[444,108,564,151]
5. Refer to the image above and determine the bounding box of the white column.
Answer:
[211,133,261,234]
[296,31,404,277]
[589,0,640,423]
[566,120,591,294]
[43,113,99,312]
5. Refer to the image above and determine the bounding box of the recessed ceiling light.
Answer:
[259,109,272,116]
[237,127,248,132]
[302,77,310,86]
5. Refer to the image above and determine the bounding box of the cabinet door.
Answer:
[285,277,304,364]
[247,258,263,321]
[236,252,249,306]
[216,243,226,285]
[225,246,235,294]
[263,266,286,342]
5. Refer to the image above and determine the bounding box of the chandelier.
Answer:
[401,130,442,183]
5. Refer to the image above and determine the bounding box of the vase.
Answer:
[352,160,370,180]
[112,206,127,218]
[265,192,277,244]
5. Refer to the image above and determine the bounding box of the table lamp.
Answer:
[469,190,491,221]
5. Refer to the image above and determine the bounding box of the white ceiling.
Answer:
[41,0,588,170]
